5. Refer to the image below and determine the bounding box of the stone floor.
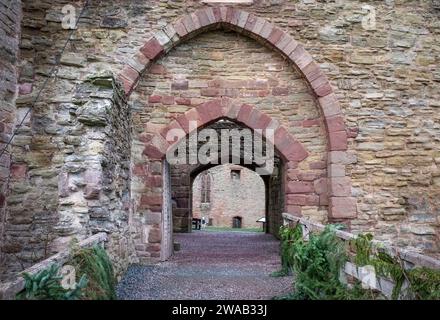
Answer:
[116,230,293,300]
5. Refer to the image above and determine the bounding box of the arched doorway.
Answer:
[158,112,291,260]
[123,7,356,262]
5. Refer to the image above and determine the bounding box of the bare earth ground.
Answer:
[117,231,293,300]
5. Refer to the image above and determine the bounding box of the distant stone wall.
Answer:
[193,164,265,228]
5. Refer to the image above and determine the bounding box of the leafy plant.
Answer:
[69,244,116,300]
[288,225,350,299]
[351,233,374,266]
[352,232,440,300]
[408,267,440,300]
[276,224,440,300]
[274,225,382,300]
[275,224,303,275]
[16,264,88,300]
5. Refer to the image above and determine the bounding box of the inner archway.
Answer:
[126,7,355,263]
[161,114,289,260]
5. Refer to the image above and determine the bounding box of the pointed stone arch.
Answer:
[122,7,356,221]
[143,98,308,164]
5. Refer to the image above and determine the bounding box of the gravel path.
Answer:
[117,231,293,300]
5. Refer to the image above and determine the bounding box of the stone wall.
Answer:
[1,0,440,278]
[131,30,327,236]
[192,164,265,228]
[0,0,21,277]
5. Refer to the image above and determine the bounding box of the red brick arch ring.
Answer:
[117,7,357,221]
[144,98,309,164]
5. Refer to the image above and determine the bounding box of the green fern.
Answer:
[70,244,116,300]
[16,264,88,300]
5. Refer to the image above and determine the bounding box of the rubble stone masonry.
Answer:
[0,0,21,277]
[0,0,439,279]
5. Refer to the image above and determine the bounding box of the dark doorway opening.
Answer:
[232,216,242,229]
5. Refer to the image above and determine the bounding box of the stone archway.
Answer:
[119,7,356,223]
[139,98,308,260]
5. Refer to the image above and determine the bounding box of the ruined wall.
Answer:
[1,0,440,277]
[192,164,265,228]
[0,0,22,276]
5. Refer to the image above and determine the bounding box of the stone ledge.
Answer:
[282,213,440,270]
[0,232,108,300]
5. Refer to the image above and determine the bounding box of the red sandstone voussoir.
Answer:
[143,145,164,160]
[211,7,222,23]
[302,61,323,83]
[274,126,288,145]
[295,51,313,70]
[220,7,228,22]
[318,93,342,117]
[182,108,201,132]
[259,21,274,39]
[225,7,234,24]
[195,9,210,27]
[279,138,308,162]
[129,51,150,73]
[160,120,184,141]
[120,65,139,83]
[182,14,196,34]
[235,104,253,124]
[282,38,299,57]
[244,13,257,31]
[173,20,188,38]
[268,27,284,45]
[190,13,201,30]
[141,38,164,60]
[329,131,348,151]
[237,11,250,29]
[243,108,261,128]
[326,115,345,132]
[289,45,306,64]
[255,112,272,130]
[231,8,240,26]
[118,74,134,95]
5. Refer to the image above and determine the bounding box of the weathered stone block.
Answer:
[330,197,357,219]
[330,177,352,197]
[286,181,314,194]
[140,38,164,60]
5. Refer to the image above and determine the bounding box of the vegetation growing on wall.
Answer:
[69,244,116,300]
[275,223,440,300]
[16,264,88,300]
[274,224,377,300]
[16,244,116,300]
[351,235,440,300]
